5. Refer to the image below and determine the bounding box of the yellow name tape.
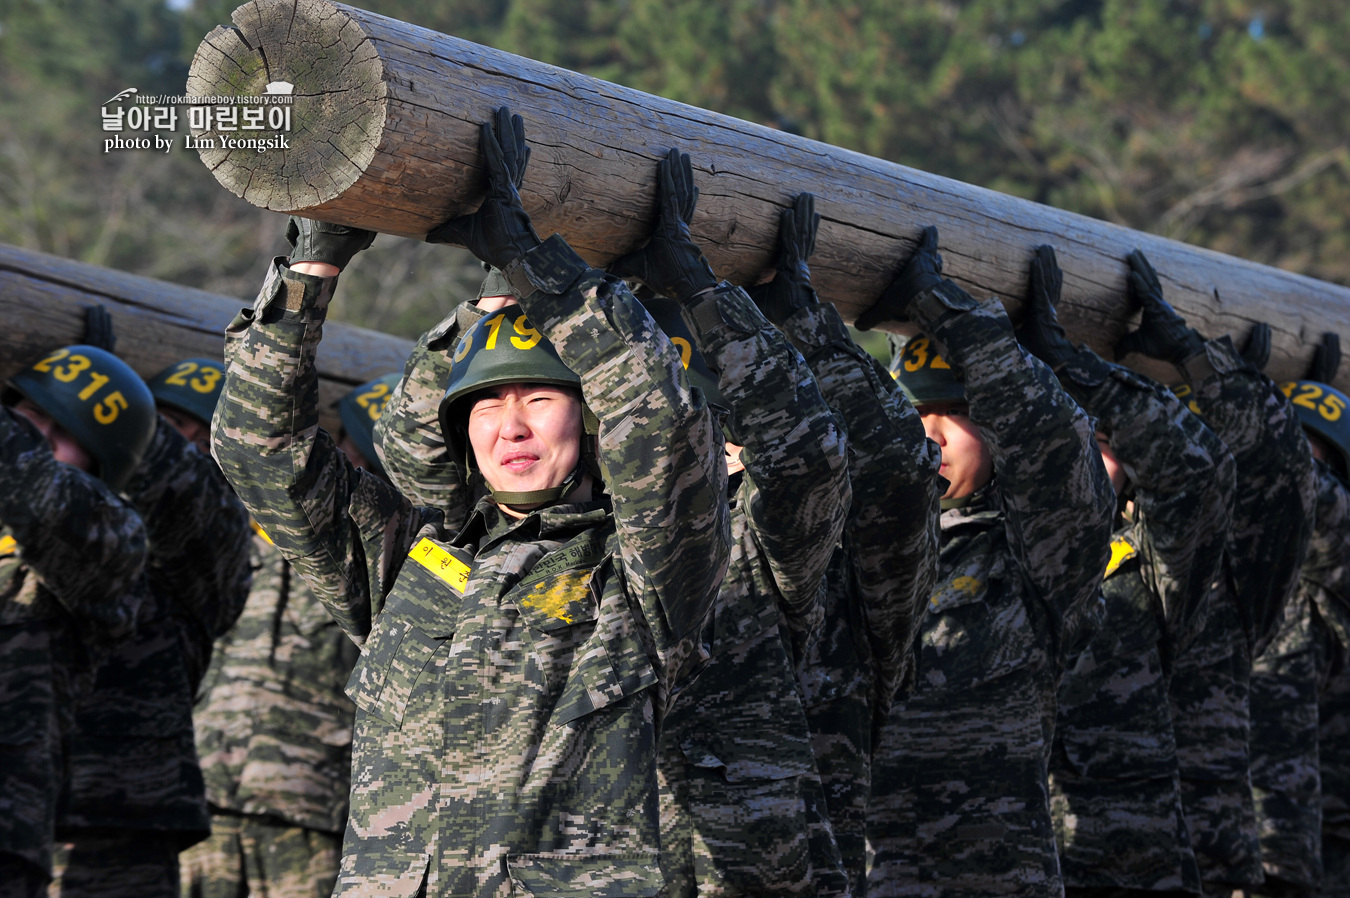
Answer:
[250,521,274,545]
[0,535,16,555]
[410,538,471,593]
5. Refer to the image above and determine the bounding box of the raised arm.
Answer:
[620,165,848,642]
[753,194,940,710]
[211,223,436,645]
[859,227,1115,658]
[124,417,253,671]
[1017,245,1234,664]
[0,406,148,645]
[1116,251,1316,656]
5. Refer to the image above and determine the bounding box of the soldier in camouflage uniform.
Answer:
[1251,338,1350,897]
[745,195,942,896]
[1109,250,1316,897]
[607,159,851,897]
[858,227,1116,896]
[210,108,729,897]
[50,354,253,898]
[1017,246,1236,896]
[0,345,152,898]
[182,375,394,898]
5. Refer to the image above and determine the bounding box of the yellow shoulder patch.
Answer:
[0,535,16,556]
[1104,537,1137,579]
[410,538,471,593]
[250,521,274,545]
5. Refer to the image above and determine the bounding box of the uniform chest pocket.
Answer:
[919,581,1043,693]
[344,556,461,728]
[513,564,657,727]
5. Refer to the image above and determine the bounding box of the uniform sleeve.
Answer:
[122,417,254,686]
[679,285,850,648]
[915,282,1115,659]
[0,405,148,644]
[211,260,436,646]
[1301,463,1350,651]
[372,300,487,514]
[776,300,941,711]
[508,237,730,685]
[1177,337,1317,656]
[1057,350,1235,664]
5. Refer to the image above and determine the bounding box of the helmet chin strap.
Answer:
[489,457,590,509]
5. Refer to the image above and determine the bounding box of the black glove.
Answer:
[1014,245,1079,370]
[1114,249,1206,363]
[83,304,116,353]
[745,193,820,323]
[1309,332,1342,384]
[854,225,944,331]
[1240,322,1271,371]
[285,217,376,269]
[426,106,542,270]
[609,148,717,303]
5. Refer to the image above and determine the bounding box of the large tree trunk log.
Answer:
[186,0,1350,393]
[0,243,413,434]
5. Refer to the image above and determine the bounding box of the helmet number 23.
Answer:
[31,349,129,425]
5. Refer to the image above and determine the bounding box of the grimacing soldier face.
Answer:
[467,383,584,498]
[12,398,94,473]
[917,401,993,500]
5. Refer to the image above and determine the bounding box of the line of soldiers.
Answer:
[2,105,1349,898]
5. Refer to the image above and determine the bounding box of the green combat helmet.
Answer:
[5,344,155,491]
[890,334,965,406]
[439,305,599,506]
[338,372,401,477]
[1280,379,1350,478]
[147,357,225,426]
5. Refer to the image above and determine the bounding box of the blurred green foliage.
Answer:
[2,0,1347,346]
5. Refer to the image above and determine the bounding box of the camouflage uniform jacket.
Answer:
[1248,459,1350,893]
[194,530,359,833]
[867,284,1115,897]
[0,406,148,875]
[654,285,850,897]
[1315,466,1350,896]
[774,299,941,897]
[1166,337,1316,889]
[211,242,729,898]
[57,418,252,845]
[1047,354,1235,893]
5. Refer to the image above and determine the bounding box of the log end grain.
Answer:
[186,0,388,212]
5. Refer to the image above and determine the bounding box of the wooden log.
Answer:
[0,243,414,434]
[186,0,1350,393]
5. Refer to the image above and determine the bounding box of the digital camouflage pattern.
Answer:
[772,298,941,897]
[180,815,343,898]
[211,236,729,897]
[1248,584,1325,895]
[0,406,147,886]
[182,530,359,896]
[373,299,489,512]
[1167,337,1316,893]
[1046,351,1235,894]
[650,284,850,898]
[1297,461,1350,897]
[867,282,1116,897]
[53,418,252,895]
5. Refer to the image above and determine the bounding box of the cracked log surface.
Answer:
[0,243,413,434]
[187,0,1350,391]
